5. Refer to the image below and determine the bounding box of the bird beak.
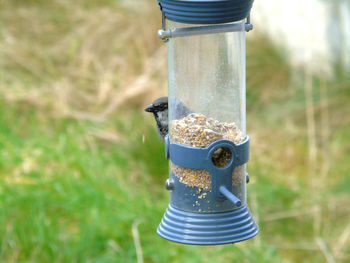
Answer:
[144,104,154,113]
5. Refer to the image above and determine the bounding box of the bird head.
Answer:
[144,96,168,114]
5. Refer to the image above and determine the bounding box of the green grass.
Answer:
[0,0,349,262]
[0,104,285,262]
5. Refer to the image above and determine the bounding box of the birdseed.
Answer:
[170,113,246,190]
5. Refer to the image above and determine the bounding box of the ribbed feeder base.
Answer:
[157,204,259,245]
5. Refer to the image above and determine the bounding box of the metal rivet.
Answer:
[165,178,174,190]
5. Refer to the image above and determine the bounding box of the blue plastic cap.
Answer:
[158,0,254,24]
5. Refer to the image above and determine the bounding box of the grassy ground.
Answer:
[0,0,349,262]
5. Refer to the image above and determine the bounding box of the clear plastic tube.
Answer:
[167,20,247,212]
[168,20,246,132]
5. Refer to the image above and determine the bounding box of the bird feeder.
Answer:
[157,0,258,245]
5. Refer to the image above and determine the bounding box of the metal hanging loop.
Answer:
[158,13,253,41]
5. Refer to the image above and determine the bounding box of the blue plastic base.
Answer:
[157,204,259,245]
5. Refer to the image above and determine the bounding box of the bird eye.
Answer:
[158,103,168,110]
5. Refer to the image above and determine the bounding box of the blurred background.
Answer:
[0,0,349,262]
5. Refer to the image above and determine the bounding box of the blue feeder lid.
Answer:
[158,0,254,25]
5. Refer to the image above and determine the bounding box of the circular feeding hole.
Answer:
[211,147,232,168]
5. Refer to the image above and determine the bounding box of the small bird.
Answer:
[144,97,169,140]
[144,96,191,140]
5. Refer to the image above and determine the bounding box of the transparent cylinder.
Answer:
[168,20,247,213]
